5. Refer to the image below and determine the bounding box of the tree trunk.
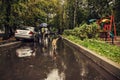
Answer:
[73,0,77,28]
[2,0,12,40]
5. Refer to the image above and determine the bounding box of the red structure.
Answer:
[97,15,117,41]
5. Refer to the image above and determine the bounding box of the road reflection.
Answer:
[16,46,36,57]
[45,69,65,80]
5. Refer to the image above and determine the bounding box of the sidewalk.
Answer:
[114,36,120,46]
[101,36,120,46]
[109,36,120,46]
[0,37,16,45]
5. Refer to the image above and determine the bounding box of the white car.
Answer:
[15,26,37,40]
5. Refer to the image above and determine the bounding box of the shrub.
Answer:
[63,22,99,40]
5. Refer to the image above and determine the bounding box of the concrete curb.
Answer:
[63,38,120,80]
[0,41,21,51]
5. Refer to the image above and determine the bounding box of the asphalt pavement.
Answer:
[0,39,118,80]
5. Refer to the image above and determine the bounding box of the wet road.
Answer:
[0,39,117,80]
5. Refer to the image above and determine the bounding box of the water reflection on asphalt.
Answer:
[45,69,65,80]
[16,46,36,57]
[0,39,116,80]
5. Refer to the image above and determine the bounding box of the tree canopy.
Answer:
[0,0,120,39]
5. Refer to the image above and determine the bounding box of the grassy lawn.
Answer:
[64,35,120,64]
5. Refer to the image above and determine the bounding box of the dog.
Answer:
[52,38,59,50]
[51,38,59,60]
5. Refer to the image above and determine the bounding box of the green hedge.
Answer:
[63,23,99,40]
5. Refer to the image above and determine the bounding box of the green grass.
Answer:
[64,35,120,64]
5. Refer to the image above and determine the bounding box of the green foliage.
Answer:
[65,35,120,64]
[115,0,120,35]
[0,0,60,27]
[0,0,120,36]
[0,0,61,39]
[63,22,99,40]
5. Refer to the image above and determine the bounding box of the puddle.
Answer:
[45,69,65,80]
[16,46,36,57]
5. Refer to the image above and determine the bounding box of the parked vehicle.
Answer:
[15,26,38,41]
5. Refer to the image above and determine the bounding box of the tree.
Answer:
[1,0,13,39]
[115,0,120,35]
[64,0,88,29]
[0,0,60,39]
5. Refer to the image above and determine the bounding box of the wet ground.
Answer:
[0,38,118,80]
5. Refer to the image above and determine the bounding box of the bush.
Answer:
[63,22,99,40]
